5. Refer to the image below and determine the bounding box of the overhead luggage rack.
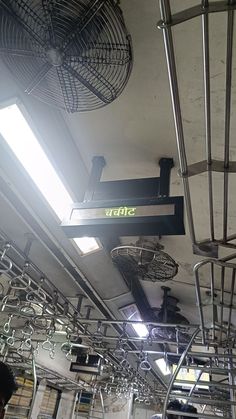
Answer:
[158,2,236,418]
[194,253,236,347]
[158,0,236,258]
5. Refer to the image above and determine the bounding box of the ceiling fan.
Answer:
[0,0,132,112]
[111,239,178,282]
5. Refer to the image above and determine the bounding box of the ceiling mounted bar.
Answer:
[158,0,196,245]
[162,328,200,419]
[194,255,236,346]
[202,0,215,242]
[157,1,236,29]
[223,0,235,242]
[162,327,236,418]
[158,0,236,257]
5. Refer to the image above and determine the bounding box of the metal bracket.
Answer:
[159,158,174,197]
[84,155,174,201]
[193,241,218,258]
[84,156,106,202]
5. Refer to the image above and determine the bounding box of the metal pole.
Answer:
[29,357,37,419]
[99,390,105,419]
[162,328,200,419]
[159,0,196,244]
[229,349,236,419]
[194,269,206,344]
[72,392,79,419]
[186,366,206,404]
[169,394,236,406]
[210,263,216,341]
[223,1,234,241]
[202,0,215,241]
[227,268,236,340]
[166,410,229,419]
[78,318,199,328]
[219,266,225,344]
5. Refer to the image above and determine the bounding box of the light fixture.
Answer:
[132,323,148,338]
[73,237,100,255]
[0,102,100,255]
[119,303,148,338]
[155,358,171,376]
[172,365,209,389]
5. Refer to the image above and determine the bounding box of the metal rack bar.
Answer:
[158,0,236,256]
[194,256,236,346]
[78,318,199,328]
[166,409,229,419]
[162,328,200,419]
[28,358,37,419]
[223,1,234,242]
[174,379,236,389]
[202,0,215,242]
[228,349,236,419]
[159,0,196,244]
[157,2,236,28]
[0,232,167,390]
[195,268,206,344]
[210,263,216,341]
[219,266,225,344]
[170,395,236,406]
[227,268,236,340]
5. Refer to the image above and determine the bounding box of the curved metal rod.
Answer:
[162,327,200,419]
[194,256,236,273]
[99,389,105,419]
[28,356,37,419]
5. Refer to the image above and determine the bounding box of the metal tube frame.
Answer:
[162,328,200,419]
[194,254,236,346]
[158,0,236,257]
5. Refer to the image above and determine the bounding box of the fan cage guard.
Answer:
[111,245,179,282]
[0,0,132,112]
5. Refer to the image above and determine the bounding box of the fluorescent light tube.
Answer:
[0,103,100,255]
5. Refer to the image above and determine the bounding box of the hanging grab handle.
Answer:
[0,244,12,274]
[140,353,151,371]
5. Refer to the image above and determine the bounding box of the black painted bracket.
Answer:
[159,157,174,197]
[84,156,106,202]
[84,156,174,202]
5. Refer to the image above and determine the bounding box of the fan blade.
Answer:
[62,0,107,52]
[84,62,117,98]
[63,62,113,104]
[25,62,52,94]
[57,67,78,113]
[0,48,41,58]
[67,44,130,66]
[0,0,45,47]
[42,0,56,46]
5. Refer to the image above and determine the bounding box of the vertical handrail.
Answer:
[29,356,37,419]
[228,349,236,419]
[210,263,216,341]
[223,0,235,242]
[227,268,236,340]
[219,265,225,344]
[202,0,215,242]
[195,268,206,344]
[159,0,196,244]
[99,389,105,419]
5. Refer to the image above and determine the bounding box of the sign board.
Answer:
[61,196,185,237]
[70,355,102,375]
